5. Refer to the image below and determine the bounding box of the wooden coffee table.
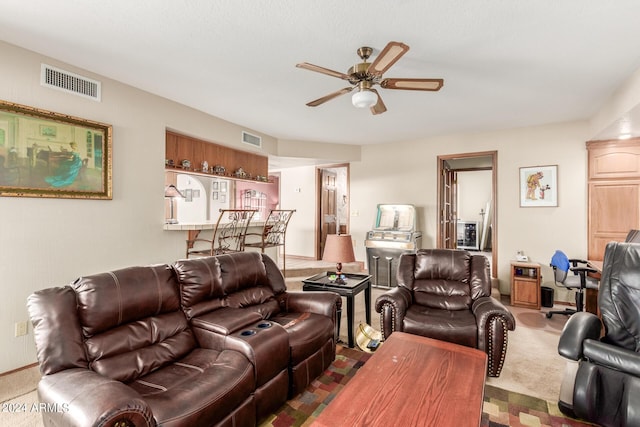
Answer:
[312,332,487,427]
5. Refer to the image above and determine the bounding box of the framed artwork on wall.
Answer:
[0,99,112,199]
[519,165,558,207]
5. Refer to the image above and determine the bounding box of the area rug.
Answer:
[260,346,593,427]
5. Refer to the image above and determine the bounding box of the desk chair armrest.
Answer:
[569,266,598,275]
[38,368,153,427]
[558,312,602,360]
[568,258,589,265]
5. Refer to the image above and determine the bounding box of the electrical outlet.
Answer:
[14,321,28,337]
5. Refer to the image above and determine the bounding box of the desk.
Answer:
[311,332,487,427]
[302,272,371,348]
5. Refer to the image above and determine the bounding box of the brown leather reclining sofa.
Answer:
[27,252,341,427]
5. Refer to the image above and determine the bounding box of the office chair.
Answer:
[546,250,598,318]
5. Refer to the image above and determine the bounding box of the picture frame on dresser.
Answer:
[0,100,112,200]
[519,164,558,207]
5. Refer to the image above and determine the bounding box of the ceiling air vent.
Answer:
[242,131,262,148]
[40,63,101,101]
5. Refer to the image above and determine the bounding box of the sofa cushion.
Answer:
[413,279,472,310]
[414,249,470,283]
[128,348,255,426]
[73,265,197,383]
[403,305,477,348]
[271,312,334,365]
[174,253,281,320]
[74,265,180,336]
[86,311,196,382]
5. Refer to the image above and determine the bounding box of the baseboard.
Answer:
[0,362,38,378]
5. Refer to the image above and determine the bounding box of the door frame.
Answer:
[437,151,497,278]
[316,163,350,260]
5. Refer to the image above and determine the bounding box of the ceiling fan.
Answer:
[296,41,443,115]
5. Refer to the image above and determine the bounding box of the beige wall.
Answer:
[349,122,591,297]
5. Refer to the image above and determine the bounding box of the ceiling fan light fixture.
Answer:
[352,89,377,108]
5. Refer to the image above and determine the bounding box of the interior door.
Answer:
[437,151,498,278]
[320,169,338,257]
[440,162,457,249]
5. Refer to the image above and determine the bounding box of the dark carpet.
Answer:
[260,346,594,427]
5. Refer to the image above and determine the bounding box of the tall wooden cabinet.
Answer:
[587,139,640,260]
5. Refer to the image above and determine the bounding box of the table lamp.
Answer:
[164,184,184,224]
[322,234,355,284]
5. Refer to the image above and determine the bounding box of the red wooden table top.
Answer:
[312,332,487,427]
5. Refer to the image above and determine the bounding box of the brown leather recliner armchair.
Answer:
[375,249,516,377]
[557,242,640,427]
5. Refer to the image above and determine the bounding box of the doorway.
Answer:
[437,151,497,278]
[316,164,349,259]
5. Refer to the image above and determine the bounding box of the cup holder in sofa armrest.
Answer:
[256,322,272,329]
[240,330,257,336]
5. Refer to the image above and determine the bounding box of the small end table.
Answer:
[302,272,371,348]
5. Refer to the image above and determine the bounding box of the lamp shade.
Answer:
[323,234,356,264]
[164,184,184,198]
[351,89,377,108]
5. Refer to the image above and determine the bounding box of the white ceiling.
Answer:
[2,1,640,147]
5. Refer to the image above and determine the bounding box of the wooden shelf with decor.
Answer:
[510,261,541,309]
[165,130,268,182]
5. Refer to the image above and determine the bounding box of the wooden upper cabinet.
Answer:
[587,139,640,260]
[588,140,640,179]
[165,130,268,178]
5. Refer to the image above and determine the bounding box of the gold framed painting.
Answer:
[0,100,112,199]
[519,165,558,207]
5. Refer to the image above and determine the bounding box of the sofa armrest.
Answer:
[38,368,154,427]
[558,312,603,360]
[472,296,516,331]
[471,297,515,377]
[374,286,413,339]
[280,291,342,318]
[582,339,640,377]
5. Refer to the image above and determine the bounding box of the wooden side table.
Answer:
[510,261,542,309]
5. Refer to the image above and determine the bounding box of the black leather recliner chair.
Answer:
[557,241,640,427]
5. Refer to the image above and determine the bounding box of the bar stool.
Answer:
[244,209,295,274]
[186,209,256,258]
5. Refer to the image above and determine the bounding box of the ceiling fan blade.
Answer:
[306,87,354,107]
[296,62,351,81]
[367,41,410,77]
[381,78,444,91]
[370,89,387,115]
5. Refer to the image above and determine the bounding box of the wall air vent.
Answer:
[40,63,101,101]
[242,131,262,148]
